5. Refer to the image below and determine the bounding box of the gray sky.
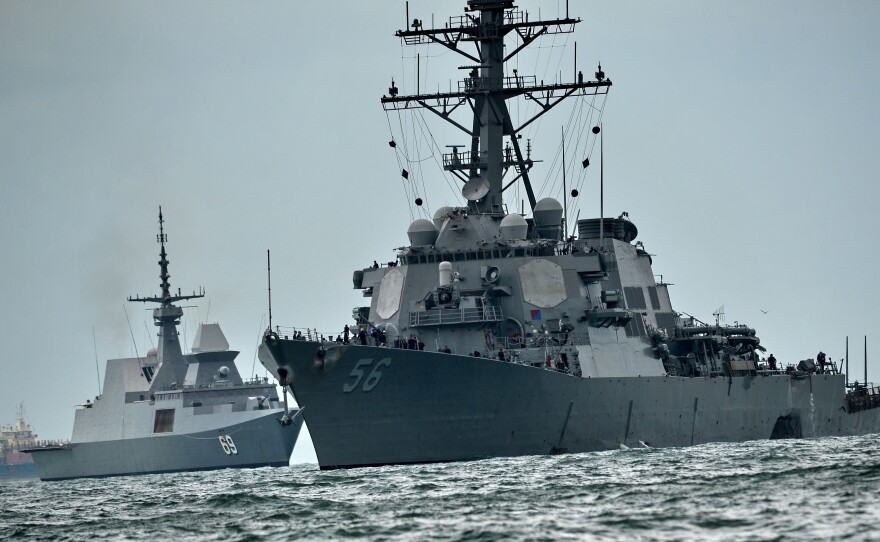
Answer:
[2,0,879,464]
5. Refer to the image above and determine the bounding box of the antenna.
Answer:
[251,313,266,379]
[561,126,571,238]
[122,303,140,359]
[865,335,868,385]
[143,321,154,348]
[267,249,273,331]
[92,327,102,394]
[712,305,725,326]
[846,335,849,387]
[599,123,604,244]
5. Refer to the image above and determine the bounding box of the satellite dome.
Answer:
[432,206,453,230]
[500,213,528,241]
[146,347,158,357]
[407,219,439,246]
[218,366,230,378]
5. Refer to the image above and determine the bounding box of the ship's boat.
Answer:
[25,209,302,481]
[259,0,880,470]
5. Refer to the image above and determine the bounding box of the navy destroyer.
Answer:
[26,209,302,480]
[260,0,880,469]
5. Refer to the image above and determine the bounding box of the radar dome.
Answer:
[533,198,563,227]
[500,213,528,241]
[407,219,438,246]
[432,206,453,230]
[533,198,564,240]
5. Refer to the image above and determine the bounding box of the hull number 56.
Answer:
[343,358,391,393]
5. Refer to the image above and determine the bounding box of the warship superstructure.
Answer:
[0,405,39,480]
[260,0,880,469]
[26,209,302,481]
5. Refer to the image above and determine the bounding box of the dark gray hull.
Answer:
[262,340,880,469]
[28,413,302,481]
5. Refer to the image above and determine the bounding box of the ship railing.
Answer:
[494,332,588,350]
[459,75,537,93]
[447,10,524,29]
[442,150,487,169]
[243,376,273,386]
[846,384,880,413]
[24,439,70,450]
[409,306,503,327]
[271,325,337,342]
[442,149,524,170]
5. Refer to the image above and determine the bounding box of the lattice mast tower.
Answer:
[382,0,611,216]
[128,207,204,386]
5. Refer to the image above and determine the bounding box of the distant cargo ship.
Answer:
[1,404,41,480]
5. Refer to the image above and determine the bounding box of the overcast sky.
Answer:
[2,0,879,465]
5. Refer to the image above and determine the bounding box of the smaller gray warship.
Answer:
[25,209,302,481]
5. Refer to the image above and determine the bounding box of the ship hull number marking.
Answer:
[343,358,392,393]
[219,434,238,455]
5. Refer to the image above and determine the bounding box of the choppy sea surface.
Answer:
[2,435,880,541]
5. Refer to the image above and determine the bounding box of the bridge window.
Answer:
[153,409,175,433]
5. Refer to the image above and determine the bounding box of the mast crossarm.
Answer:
[514,81,611,135]
[128,287,206,305]
[428,34,480,64]
[396,27,480,63]
[418,100,474,137]
[504,26,548,62]
[507,80,611,101]
[397,17,577,38]
[382,92,467,110]
[382,95,474,137]
[505,18,579,34]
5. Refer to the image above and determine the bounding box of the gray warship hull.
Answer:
[27,209,304,481]
[260,0,880,470]
[28,414,301,481]
[261,340,880,469]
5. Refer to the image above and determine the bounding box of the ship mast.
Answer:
[128,207,204,387]
[382,0,611,215]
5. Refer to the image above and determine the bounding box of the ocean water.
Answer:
[2,435,880,541]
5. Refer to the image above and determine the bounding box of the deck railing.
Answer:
[409,306,503,327]
[847,384,880,413]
